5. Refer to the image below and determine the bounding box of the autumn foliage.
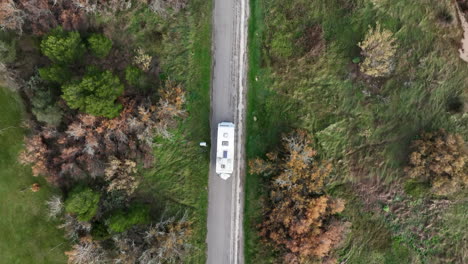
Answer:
[250,130,348,263]
[19,84,186,186]
[405,129,468,195]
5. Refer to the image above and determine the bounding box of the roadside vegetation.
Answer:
[0,0,211,263]
[246,0,468,263]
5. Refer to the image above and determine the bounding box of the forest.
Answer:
[245,0,467,263]
[0,0,211,263]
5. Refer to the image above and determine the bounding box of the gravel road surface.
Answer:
[206,0,249,263]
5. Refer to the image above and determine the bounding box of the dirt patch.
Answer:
[296,25,325,57]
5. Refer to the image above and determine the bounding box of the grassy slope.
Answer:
[245,0,467,263]
[0,87,68,264]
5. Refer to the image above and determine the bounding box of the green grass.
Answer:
[0,87,68,264]
[244,0,292,262]
[245,0,468,263]
[329,185,417,264]
[143,130,209,263]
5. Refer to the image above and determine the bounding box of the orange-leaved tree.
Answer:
[250,130,348,263]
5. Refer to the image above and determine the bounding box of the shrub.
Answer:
[405,129,468,195]
[65,186,101,222]
[40,27,85,64]
[358,23,397,77]
[62,68,124,118]
[125,65,144,87]
[87,33,112,58]
[46,195,63,219]
[133,48,152,71]
[107,204,150,233]
[38,65,71,84]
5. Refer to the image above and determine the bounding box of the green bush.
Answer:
[125,65,144,87]
[38,65,71,84]
[65,186,101,222]
[62,68,124,118]
[87,34,113,58]
[106,204,149,233]
[40,27,85,64]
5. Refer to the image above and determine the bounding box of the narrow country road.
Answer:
[206,0,249,263]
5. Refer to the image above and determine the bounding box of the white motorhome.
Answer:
[216,122,235,180]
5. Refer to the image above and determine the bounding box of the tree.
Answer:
[38,65,71,84]
[65,186,101,222]
[139,216,193,263]
[40,27,85,64]
[358,23,397,77]
[252,130,348,262]
[405,129,468,195]
[87,33,112,58]
[30,85,64,126]
[26,74,64,126]
[107,204,150,233]
[65,237,109,264]
[62,68,124,118]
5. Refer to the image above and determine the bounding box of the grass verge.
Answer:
[244,0,292,262]
[140,1,212,263]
